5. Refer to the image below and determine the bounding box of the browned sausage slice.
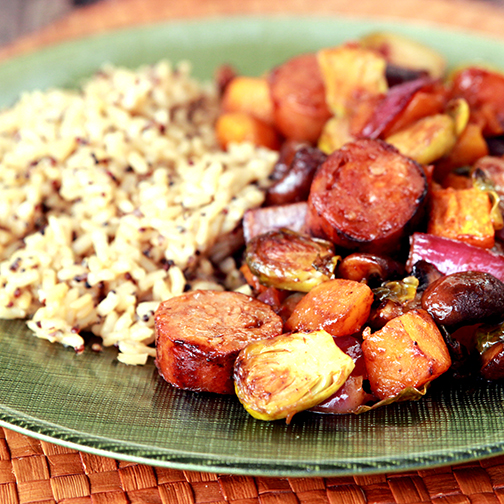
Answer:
[306,138,427,254]
[269,53,332,143]
[155,290,283,395]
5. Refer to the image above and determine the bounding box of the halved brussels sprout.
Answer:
[472,167,504,230]
[244,229,339,292]
[234,329,355,422]
[359,32,446,79]
[373,276,419,304]
[446,98,470,137]
[385,113,459,165]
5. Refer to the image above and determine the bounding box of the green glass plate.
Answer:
[1,15,504,476]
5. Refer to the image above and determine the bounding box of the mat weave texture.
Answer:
[1,427,504,504]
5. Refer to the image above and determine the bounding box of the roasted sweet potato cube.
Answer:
[284,279,373,337]
[221,76,274,125]
[215,112,280,150]
[317,45,388,118]
[362,309,451,399]
[427,187,495,248]
[434,122,489,181]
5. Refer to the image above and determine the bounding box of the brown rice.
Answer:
[0,60,277,365]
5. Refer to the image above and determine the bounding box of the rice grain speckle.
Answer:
[0,60,278,364]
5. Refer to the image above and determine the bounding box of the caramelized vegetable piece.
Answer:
[410,260,444,292]
[480,342,504,381]
[155,290,283,395]
[362,309,452,400]
[358,77,433,139]
[215,112,280,150]
[360,32,447,79]
[383,84,447,137]
[475,323,504,380]
[318,116,354,154]
[406,232,504,283]
[385,113,459,165]
[234,329,355,422]
[337,252,405,285]
[245,229,338,292]
[311,335,375,414]
[427,187,495,248]
[307,139,427,254]
[385,64,429,87]
[242,201,308,243]
[473,156,504,199]
[221,76,274,124]
[434,123,489,181]
[368,276,420,330]
[317,45,388,118]
[421,271,504,327]
[285,278,374,337]
[265,146,327,206]
[269,53,332,142]
[269,139,309,183]
[277,292,305,324]
[373,276,419,304]
[449,66,504,136]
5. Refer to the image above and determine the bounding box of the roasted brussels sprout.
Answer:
[234,330,355,422]
[359,32,447,79]
[373,276,419,304]
[368,276,420,329]
[244,229,339,292]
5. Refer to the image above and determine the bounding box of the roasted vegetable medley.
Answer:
[155,31,504,422]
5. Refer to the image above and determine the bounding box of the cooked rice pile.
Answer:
[0,60,277,365]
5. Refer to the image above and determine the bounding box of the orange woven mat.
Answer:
[2,426,504,504]
[3,1,504,502]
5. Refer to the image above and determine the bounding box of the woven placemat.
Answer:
[1,426,504,504]
[2,426,504,504]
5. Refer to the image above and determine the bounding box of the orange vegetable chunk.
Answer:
[434,122,489,182]
[284,278,373,337]
[221,76,274,125]
[215,112,280,150]
[383,85,447,137]
[362,309,451,400]
[427,187,495,248]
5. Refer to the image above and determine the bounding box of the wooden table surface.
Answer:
[3,0,504,503]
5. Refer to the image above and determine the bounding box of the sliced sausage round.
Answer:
[306,138,427,254]
[155,290,283,395]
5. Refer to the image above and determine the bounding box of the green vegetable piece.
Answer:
[472,167,504,231]
[475,322,504,354]
[234,329,355,423]
[373,275,419,303]
[245,229,339,292]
